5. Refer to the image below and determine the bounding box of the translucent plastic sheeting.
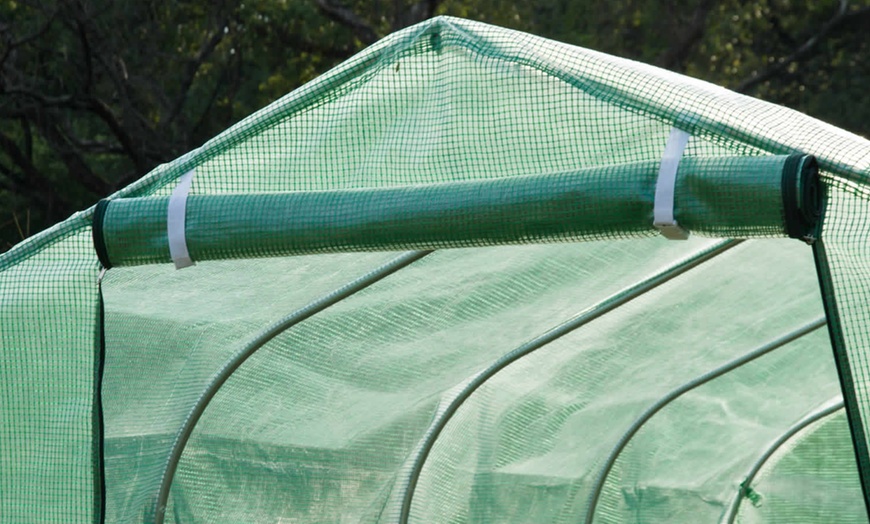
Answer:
[100,251,402,521]
[102,237,719,521]
[584,317,827,524]
[734,410,866,524]
[96,237,844,522]
[400,240,837,524]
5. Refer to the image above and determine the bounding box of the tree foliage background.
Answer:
[1,0,868,250]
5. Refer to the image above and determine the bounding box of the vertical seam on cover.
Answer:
[812,240,870,517]
[94,268,107,524]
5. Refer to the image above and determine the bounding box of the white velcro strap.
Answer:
[168,169,195,269]
[653,128,691,240]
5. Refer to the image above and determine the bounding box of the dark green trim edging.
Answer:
[813,240,870,517]
[93,270,107,524]
[781,154,821,241]
[92,200,112,270]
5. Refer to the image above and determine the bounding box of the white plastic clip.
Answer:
[167,169,195,269]
[653,128,691,240]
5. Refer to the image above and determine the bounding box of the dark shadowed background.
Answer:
[1,0,868,250]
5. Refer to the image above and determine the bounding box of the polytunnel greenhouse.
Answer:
[3,15,870,523]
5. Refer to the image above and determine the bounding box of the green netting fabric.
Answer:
[812,181,870,496]
[2,15,870,524]
[0,215,101,524]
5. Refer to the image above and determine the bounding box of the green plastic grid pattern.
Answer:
[0,15,869,524]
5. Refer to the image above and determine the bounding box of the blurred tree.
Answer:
[0,0,358,248]
[1,0,868,250]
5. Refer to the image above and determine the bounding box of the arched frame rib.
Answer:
[723,399,846,524]
[396,239,741,524]
[583,317,827,524]
[152,250,432,524]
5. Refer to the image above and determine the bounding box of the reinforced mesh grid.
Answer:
[2,15,870,524]
[0,218,100,524]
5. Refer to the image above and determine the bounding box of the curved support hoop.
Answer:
[723,399,845,524]
[396,239,741,524]
[583,317,827,524]
[152,250,432,524]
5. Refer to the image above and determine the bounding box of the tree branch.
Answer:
[314,0,379,45]
[0,12,58,69]
[2,89,77,108]
[165,18,229,128]
[32,116,106,195]
[74,18,94,93]
[19,117,32,162]
[656,0,715,71]
[60,125,126,154]
[736,1,870,93]
[190,61,231,140]
[0,130,67,206]
[87,38,156,139]
[393,0,442,30]
[87,96,148,172]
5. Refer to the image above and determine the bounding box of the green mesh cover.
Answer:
[2,16,870,524]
